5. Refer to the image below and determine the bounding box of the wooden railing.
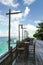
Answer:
[0,47,17,65]
[0,38,35,65]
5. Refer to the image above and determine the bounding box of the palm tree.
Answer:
[33,21,43,39]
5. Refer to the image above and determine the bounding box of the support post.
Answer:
[9,9,11,50]
[19,25,20,43]
[22,27,23,41]
[6,9,22,51]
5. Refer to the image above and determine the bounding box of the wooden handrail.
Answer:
[0,47,16,63]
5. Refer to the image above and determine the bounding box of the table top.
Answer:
[17,47,25,50]
[24,42,30,44]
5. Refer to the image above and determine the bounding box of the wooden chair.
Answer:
[16,42,25,61]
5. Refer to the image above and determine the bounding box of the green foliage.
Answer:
[33,33,40,39]
[33,22,43,39]
[37,22,43,28]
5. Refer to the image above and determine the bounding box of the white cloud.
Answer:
[0,21,19,37]
[24,24,37,37]
[26,24,37,30]
[0,7,30,27]
[24,7,30,17]
[0,7,30,38]
[23,0,35,5]
[11,10,23,21]
[0,14,8,26]
[1,21,8,26]
[0,21,37,38]
[0,7,30,25]
[0,15,7,22]
[0,0,19,7]
[11,21,19,37]
[11,7,30,21]
[34,20,43,24]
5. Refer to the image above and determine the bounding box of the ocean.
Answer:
[0,37,16,56]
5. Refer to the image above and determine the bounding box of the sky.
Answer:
[0,0,43,38]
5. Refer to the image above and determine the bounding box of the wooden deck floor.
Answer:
[13,51,35,65]
[14,55,35,65]
[13,43,36,65]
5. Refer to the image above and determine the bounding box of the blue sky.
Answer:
[0,0,43,38]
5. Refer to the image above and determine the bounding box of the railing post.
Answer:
[10,47,13,65]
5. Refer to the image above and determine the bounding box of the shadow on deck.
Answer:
[14,52,35,65]
[13,42,36,65]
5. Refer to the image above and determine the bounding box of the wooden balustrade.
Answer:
[0,47,17,65]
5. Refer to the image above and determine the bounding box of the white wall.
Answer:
[33,39,43,65]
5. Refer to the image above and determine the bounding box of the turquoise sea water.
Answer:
[0,37,16,56]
